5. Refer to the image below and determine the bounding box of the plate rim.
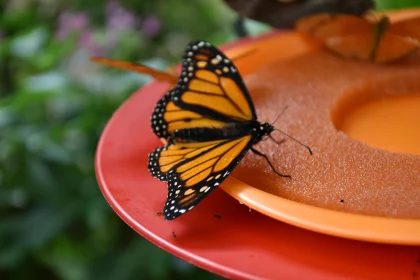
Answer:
[221,176,420,245]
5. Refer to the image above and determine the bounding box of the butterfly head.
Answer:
[251,122,274,143]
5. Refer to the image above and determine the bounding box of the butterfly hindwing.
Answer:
[148,146,168,181]
[148,139,227,182]
[153,136,253,220]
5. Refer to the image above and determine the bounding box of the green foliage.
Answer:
[0,0,240,279]
[375,0,420,10]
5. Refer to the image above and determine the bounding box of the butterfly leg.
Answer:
[250,148,291,178]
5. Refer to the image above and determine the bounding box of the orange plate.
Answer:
[95,65,420,280]
[96,27,420,278]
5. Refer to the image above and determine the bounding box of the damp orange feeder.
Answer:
[96,8,420,279]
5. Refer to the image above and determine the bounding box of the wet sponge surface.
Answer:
[234,49,420,219]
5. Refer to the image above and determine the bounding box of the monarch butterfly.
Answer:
[295,13,420,63]
[147,40,311,220]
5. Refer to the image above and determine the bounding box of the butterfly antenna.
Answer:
[90,57,178,84]
[270,105,288,126]
[273,129,313,155]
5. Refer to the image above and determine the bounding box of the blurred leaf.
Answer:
[38,235,93,280]
[17,205,75,248]
[0,205,75,268]
[375,0,420,10]
[24,70,69,93]
[0,107,15,128]
[10,27,48,59]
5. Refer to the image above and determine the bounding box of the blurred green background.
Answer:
[0,1,418,279]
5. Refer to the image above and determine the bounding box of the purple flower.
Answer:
[141,16,161,37]
[55,12,89,40]
[78,30,93,48]
[102,0,141,50]
[106,0,138,30]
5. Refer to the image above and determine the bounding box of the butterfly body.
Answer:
[147,40,290,220]
[171,121,273,143]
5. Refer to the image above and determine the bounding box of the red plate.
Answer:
[95,77,420,279]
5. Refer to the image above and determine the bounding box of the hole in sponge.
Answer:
[333,93,420,155]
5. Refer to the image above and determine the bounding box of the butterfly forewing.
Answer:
[150,40,257,140]
[175,41,257,121]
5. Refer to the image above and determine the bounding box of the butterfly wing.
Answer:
[295,14,372,40]
[374,16,420,63]
[324,33,376,61]
[375,33,420,63]
[90,57,178,84]
[388,16,420,40]
[296,14,376,60]
[151,40,257,140]
[148,135,253,220]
